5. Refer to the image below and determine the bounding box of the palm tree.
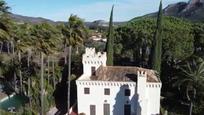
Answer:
[10,23,33,94]
[31,23,60,114]
[0,0,10,53]
[22,23,33,107]
[27,48,32,107]
[46,24,61,87]
[31,24,49,115]
[61,15,86,114]
[0,0,9,13]
[174,59,204,115]
[0,28,9,53]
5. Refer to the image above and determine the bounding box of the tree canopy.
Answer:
[114,16,194,67]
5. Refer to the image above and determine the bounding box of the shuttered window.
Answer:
[84,87,90,94]
[124,104,131,115]
[104,88,110,95]
[125,89,130,96]
[104,104,110,115]
[90,105,96,115]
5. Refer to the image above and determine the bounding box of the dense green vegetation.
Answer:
[1,0,204,115]
[0,1,87,114]
[114,16,204,115]
[114,17,194,66]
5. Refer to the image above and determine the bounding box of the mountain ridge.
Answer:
[9,13,56,24]
[8,0,204,26]
[144,0,204,22]
[8,13,125,28]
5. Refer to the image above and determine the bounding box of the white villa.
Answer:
[76,48,162,115]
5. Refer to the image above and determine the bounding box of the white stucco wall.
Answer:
[81,48,106,78]
[76,80,161,115]
[136,71,161,115]
[146,83,161,115]
[137,71,148,115]
[76,81,137,115]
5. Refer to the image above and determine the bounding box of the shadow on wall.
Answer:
[113,85,130,115]
[113,84,141,115]
[135,93,141,115]
[53,64,77,115]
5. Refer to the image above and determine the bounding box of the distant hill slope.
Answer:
[9,13,56,24]
[144,0,204,22]
[8,13,125,29]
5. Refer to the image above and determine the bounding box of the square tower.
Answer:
[82,48,107,77]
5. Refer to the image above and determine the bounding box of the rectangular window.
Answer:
[104,104,110,115]
[90,105,96,115]
[84,87,90,94]
[91,66,96,76]
[125,89,130,96]
[104,88,110,95]
[124,104,131,115]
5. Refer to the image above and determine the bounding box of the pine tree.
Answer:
[152,0,163,74]
[106,5,114,66]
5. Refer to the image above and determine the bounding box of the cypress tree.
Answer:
[106,5,114,66]
[152,0,163,74]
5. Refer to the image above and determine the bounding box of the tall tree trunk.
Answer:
[189,101,193,115]
[67,46,72,114]
[18,50,23,94]
[47,56,50,85]
[64,44,67,64]
[76,46,79,54]
[0,41,3,53]
[164,110,168,115]
[7,41,10,54]
[28,76,31,106]
[40,52,44,115]
[11,41,16,92]
[52,57,55,89]
[27,50,31,107]
[189,88,196,115]
[14,72,17,91]
[11,41,14,55]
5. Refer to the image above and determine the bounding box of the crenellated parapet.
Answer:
[84,47,96,55]
[137,71,147,78]
[146,83,161,88]
[82,47,107,76]
[83,48,106,66]
[82,48,106,66]
[137,71,147,92]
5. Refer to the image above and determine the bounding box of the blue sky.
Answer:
[5,0,189,22]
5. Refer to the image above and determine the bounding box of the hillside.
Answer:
[145,0,204,22]
[9,13,56,24]
[8,13,124,29]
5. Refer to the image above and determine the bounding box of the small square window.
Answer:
[84,87,90,94]
[104,88,110,95]
[125,89,130,96]
[91,67,96,76]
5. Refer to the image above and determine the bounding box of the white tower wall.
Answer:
[137,71,148,115]
[82,48,107,77]
[146,83,161,115]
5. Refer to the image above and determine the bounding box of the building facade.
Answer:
[76,48,162,115]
